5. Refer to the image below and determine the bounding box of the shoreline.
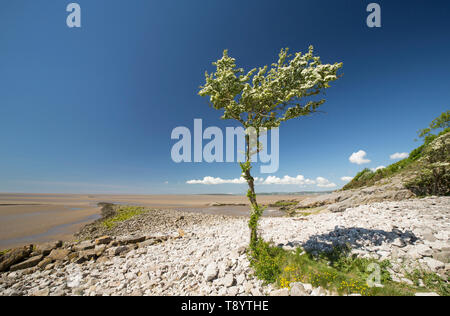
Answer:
[0,193,302,250]
[0,196,448,296]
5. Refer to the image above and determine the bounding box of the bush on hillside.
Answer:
[405,132,450,196]
[342,123,449,193]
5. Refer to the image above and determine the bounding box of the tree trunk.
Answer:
[245,134,260,247]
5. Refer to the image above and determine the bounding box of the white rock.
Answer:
[67,274,82,288]
[221,274,235,287]
[250,288,262,296]
[415,292,439,296]
[302,283,313,294]
[227,286,238,296]
[290,283,307,296]
[423,257,445,272]
[204,263,218,282]
[416,244,433,257]
[311,286,327,296]
[270,288,289,296]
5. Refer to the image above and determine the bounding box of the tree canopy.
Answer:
[199,46,343,130]
[418,110,450,139]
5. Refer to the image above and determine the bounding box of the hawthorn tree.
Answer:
[199,46,342,251]
[418,110,450,140]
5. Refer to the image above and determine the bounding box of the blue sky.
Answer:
[0,0,449,194]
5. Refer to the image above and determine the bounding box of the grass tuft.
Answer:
[102,206,146,229]
[268,200,299,208]
[249,240,449,296]
[0,249,11,256]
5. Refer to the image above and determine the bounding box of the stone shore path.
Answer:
[0,197,448,296]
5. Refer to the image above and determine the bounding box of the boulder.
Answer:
[138,239,157,248]
[138,271,152,285]
[73,241,94,252]
[48,249,70,261]
[78,249,97,262]
[118,236,146,245]
[67,252,78,262]
[327,202,351,213]
[221,274,235,287]
[95,236,112,245]
[227,286,238,296]
[392,238,406,248]
[10,255,43,271]
[406,248,423,260]
[36,241,62,256]
[270,288,290,296]
[416,227,437,242]
[415,292,439,296]
[96,256,110,264]
[433,251,450,264]
[0,245,32,272]
[302,283,313,294]
[204,263,218,282]
[44,263,55,271]
[37,257,53,270]
[31,288,50,296]
[250,288,262,296]
[290,282,308,296]
[423,257,445,272]
[297,191,346,208]
[109,246,129,256]
[416,244,433,257]
[237,246,247,255]
[311,286,327,296]
[94,245,107,257]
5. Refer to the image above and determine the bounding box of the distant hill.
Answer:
[343,128,449,196]
[277,122,449,214]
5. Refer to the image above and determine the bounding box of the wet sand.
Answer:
[0,193,309,250]
[0,193,307,208]
[0,204,101,249]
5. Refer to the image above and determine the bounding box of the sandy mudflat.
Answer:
[0,193,307,208]
[0,204,101,250]
[0,193,308,250]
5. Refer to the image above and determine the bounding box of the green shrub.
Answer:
[406,130,450,196]
[102,206,146,229]
[248,239,285,284]
[249,242,448,296]
[343,128,449,192]
[343,168,374,190]
[406,269,450,296]
[0,249,11,256]
[268,200,298,208]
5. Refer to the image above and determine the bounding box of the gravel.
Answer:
[0,196,448,296]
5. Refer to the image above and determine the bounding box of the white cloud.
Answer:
[349,150,371,165]
[340,176,353,182]
[262,175,315,186]
[315,177,337,188]
[390,152,409,160]
[371,165,385,172]
[186,176,246,185]
[187,174,336,188]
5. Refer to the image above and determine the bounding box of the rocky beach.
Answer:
[1,195,448,296]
